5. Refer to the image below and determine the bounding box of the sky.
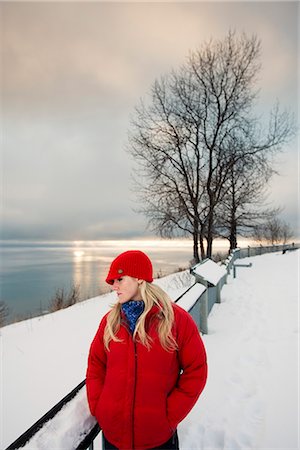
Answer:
[1,0,299,241]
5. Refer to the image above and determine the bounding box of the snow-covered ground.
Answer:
[1,251,299,449]
[181,250,299,450]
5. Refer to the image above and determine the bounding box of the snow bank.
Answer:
[153,269,194,298]
[17,388,96,450]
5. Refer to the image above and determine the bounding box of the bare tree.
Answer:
[128,31,293,261]
[281,221,294,244]
[213,130,282,251]
[253,217,294,245]
[130,72,209,262]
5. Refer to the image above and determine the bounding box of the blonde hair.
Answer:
[103,281,178,352]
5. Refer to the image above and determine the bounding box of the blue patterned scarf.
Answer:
[121,300,145,334]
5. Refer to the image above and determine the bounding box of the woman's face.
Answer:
[112,276,141,304]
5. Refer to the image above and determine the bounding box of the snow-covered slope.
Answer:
[1,251,299,450]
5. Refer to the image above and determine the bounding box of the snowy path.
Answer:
[180,250,299,450]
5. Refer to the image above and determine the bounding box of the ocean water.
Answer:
[0,239,229,324]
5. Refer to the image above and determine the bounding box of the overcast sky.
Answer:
[1,1,299,241]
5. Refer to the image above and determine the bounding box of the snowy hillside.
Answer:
[1,251,299,450]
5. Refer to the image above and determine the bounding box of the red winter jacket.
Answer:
[86,303,207,450]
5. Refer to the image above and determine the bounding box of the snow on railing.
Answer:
[6,243,299,450]
[5,380,100,450]
[189,258,227,334]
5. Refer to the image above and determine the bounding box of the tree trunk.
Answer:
[193,231,200,263]
[206,208,214,258]
[199,234,206,260]
[206,236,213,259]
[229,231,237,251]
[229,217,237,251]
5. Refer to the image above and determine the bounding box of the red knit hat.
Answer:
[105,250,153,285]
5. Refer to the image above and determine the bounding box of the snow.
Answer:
[180,250,299,450]
[18,388,97,450]
[175,284,206,311]
[1,251,299,450]
[191,259,227,286]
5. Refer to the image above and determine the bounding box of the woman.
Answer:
[86,250,207,450]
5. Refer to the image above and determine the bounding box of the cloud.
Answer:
[4,2,298,112]
[2,1,298,239]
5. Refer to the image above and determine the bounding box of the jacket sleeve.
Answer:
[167,309,207,429]
[86,316,107,416]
